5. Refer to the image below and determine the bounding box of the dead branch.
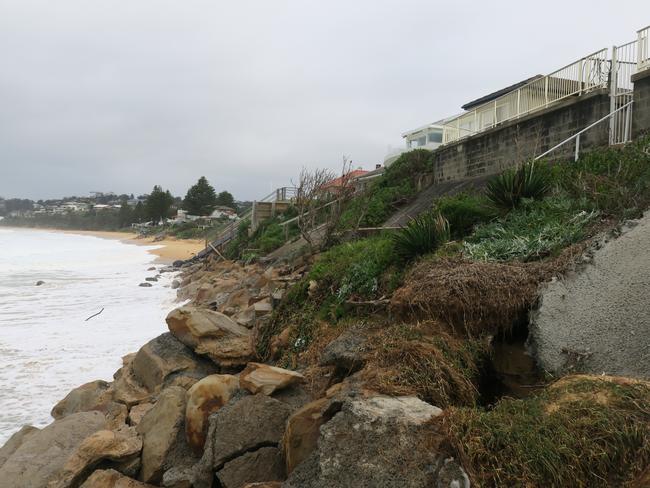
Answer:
[85,307,104,322]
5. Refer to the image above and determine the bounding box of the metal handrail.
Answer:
[533,100,633,162]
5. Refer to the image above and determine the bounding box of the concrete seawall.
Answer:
[529,212,650,379]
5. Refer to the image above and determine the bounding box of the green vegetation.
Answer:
[435,193,495,239]
[392,212,450,262]
[464,196,598,261]
[183,176,218,216]
[486,161,551,210]
[258,235,399,359]
[145,185,175,223]
[215,190,236,209]
[551,137,650,217]
[340,149,433,228]
[445,376,650,487]
[224,211,300,261]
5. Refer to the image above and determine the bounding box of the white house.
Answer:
[383,117,452,166]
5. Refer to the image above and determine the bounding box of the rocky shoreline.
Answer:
[0,253,469,488]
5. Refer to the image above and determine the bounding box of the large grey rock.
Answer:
[132,333,217,393]
[530,214,650,379]
[0,411,106,488]
[0,425,40,469]
[193,394,292,488]
[166,306,253,368]
[216,446,285,488]
[319,326,367,372]
[137,387,186,484]
[284,395,469,488]
[204,394,291,468]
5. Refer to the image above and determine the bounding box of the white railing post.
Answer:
[544,76,549,106]
[574,134,580,162]
[578,57,584,95]
[609,45,618,145]
[516,89,521,118]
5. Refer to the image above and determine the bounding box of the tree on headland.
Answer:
[215,190,236,210]
[183,176,218,216]
[145,185,174,223]
[132,201,146,223]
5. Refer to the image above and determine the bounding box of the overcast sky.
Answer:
[0,1,648,200]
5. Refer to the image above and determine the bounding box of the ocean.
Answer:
[0,228,180,444]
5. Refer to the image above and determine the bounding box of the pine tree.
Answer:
[215,190,236,210]
[145,185,174,223]
[183,176,218,216]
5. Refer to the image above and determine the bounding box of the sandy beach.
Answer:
[54,230,206,263]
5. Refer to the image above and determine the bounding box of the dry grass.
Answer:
[360,323,488,408]
[390,245,585,336]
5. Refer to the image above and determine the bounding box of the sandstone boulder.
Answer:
[137,387,186,484]
[216,447,285,488]
[128,403,154,427]
[80,469,154,487]
[0,411,106,488]
[284,396,469,488]
[112,357,152,408]
[0,425,40,469]
[185,374,240,452]
[283,397,333,474]
[51,380,112,419]
[242,483,282,488]
[49,426,142,488]
[239,363,304,396]
[166,306,253,367]
[132,333,218,393]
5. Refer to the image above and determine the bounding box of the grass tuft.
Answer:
[486,161,551,210]
[444,375,650,487]
[392,212,450,262]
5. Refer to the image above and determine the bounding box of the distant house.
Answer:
[321,169,369,195]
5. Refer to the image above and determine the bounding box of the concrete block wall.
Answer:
[632,68,650,138]
[430,90,611,184]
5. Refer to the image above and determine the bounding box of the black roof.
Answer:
[461,75,543,111]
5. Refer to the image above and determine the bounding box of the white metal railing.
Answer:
[610,40,637,145]
[639,25,650,70]
[534,100,633,162]
[441,48,610,145]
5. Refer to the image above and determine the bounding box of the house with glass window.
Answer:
[383,116,452,166]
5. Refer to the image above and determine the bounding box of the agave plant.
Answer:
[392,212,450,262]
[486,161,551,210]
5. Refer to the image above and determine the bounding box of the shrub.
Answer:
[464,196,597,261]
[550,137,650,217]
[435,193,496,238]
[309,235,396,302]
[445,376,650,487]
[392,212,450,262]
[486,161,551,210]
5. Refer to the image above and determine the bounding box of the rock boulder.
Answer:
[137,387,186,484]
[284,396,469,488]
[132,333,217,393]
[166,306,253,368]
[185,374,240,452]
[239,363,304,396]
[80,469,154,487]
[0,411,106,488]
